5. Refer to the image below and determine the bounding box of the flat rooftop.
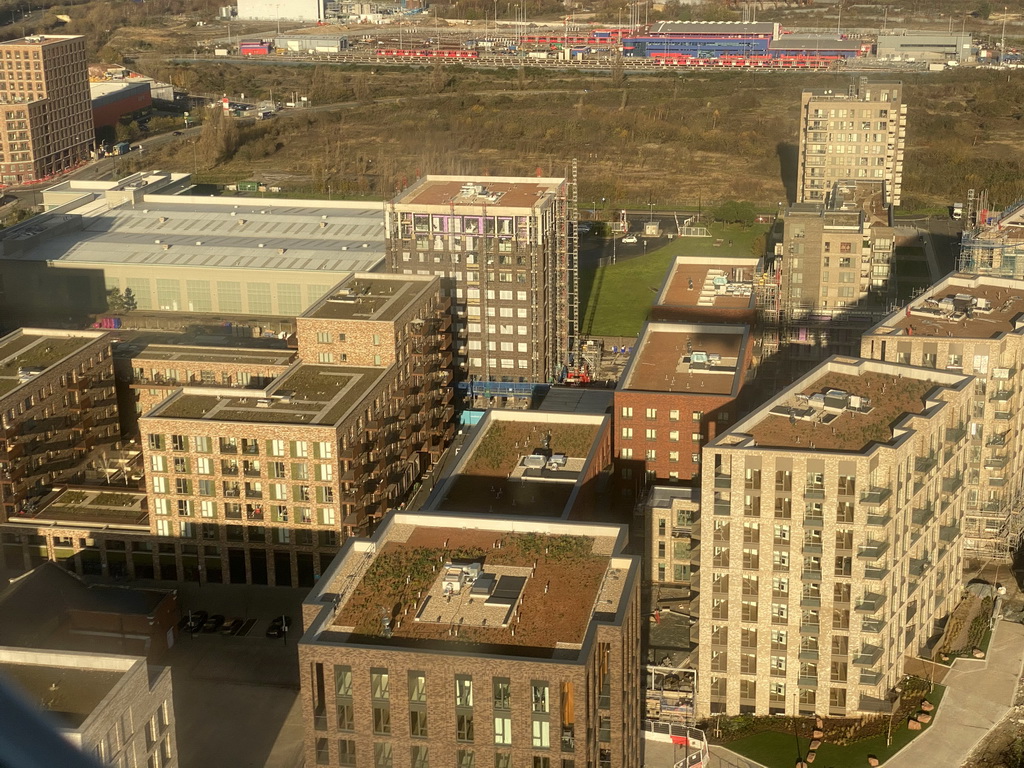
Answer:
[304,275,435,322]
[659,259,756,310]
[432,415,602,517]
[0,331,103,398]
[0,662,123,730]
[0,197,384,273]
[149,364,385,426]
[15,489,149,529]
[392,175,564,210]
[621,324,746,395]
[829,180,890,228]
[744,368,938,451]
[887,281,1024,339]
[0,34,80,47]
[316,517,632,656]
[127,343,295,368]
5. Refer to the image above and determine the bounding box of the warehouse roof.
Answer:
[0,185,384,273]
[646,21,777,36]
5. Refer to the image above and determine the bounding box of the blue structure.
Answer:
[623,20,778,59]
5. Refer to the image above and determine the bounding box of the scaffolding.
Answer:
[553,160,580,379]
[958,192,1024,278]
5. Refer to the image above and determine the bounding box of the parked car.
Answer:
[622,234,638,244]
[220,617,244,636]
[172,131,182,136]
[266,616,292,638]
[184,610,208,633]
[201,614,225,633]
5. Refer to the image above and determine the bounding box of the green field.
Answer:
[580,223,767,337]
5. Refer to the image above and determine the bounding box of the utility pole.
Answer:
[1000,7,1007,65]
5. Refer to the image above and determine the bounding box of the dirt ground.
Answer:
[960,561,1024,768]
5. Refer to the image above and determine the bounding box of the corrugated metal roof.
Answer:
[647,21,777,36]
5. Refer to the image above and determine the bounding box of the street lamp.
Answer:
[648,201,655,222]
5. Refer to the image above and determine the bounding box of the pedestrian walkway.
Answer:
[886,619,1024,768]
[709,745,767,768]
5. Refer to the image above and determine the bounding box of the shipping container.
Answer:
[114,141,131,155]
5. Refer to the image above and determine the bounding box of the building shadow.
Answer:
[776,142,799,205]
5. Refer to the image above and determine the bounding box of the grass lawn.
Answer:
[723,685,946,768]
[580,223,767,337]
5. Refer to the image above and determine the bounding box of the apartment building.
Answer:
[385,176,574,390]
[615,322,752,490]
[297,512,641,768]
[696,356,971,718]
[0,329,117,519]
[0,35,92,185]
[797,78,906,206]
[861,273,1024,560]
[134,274,453,586]
[0,646,176,767]
[645,485,699,603]
[424,409,612,519]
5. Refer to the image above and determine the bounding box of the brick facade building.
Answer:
[297,513,641,768]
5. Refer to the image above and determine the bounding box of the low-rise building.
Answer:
[650,256,759,326]
[696,356,971,718]
[424,409,611,519]
[860,273,1024,560]
[297,511,641,768]
[0,645,176,766]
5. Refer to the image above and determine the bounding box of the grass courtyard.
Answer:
[720,684,946,768]
[580,223,768,338]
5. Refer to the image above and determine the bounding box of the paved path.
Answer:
[709,745,768,768]
[886,619,1024,768]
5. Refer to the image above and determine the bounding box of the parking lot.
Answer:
[164,581,310,768]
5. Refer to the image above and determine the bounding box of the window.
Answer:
[457,750,475,768]
[620,448,633,460]
[620,406,633,418]
[374,744,393,768]
[408,671,427,703]
[494,716,512,745]
[410,710,428,738]
[645,428,657,440]
[646,407,657,419]
[620,427,633,439]
[456,675,474,707]
[411,746,429,768]
[532,719,550,748]
[268,439,285,457]
[338,740,356,767]
[372,706,391,735]
[457,712,474,742]
[493,678,511,710]
[692,411,703,421]
[371,669,389,699]
[532,682,549,713]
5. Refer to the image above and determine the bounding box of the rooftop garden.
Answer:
[464,421,600,476]
[747,371,938,452]
[334,528,606,649]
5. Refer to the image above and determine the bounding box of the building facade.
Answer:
[0,35,92,185]
[796,79,906,207]
[297,512,642,768]
[696,357,970,718]
[385,176,574,390]
[861,273,1024,560]
[0,329,117,519]
[0,646,177,767]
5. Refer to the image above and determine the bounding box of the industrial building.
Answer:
[0,328,118,519]
[237,0,324,21]
[0,34,93,185]
[876,33,971,63]
[297,511,641,768]
[385,175,577,397]
[273,35,348,53]
[0,646,177,766]
[0,172,385,326]
[696,356,970,717]
[623,21,779,58]
[796,78,907,207]
[860,272,1024,561]
[90,80,152,135]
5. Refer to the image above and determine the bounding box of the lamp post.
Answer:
[648,201,655,222]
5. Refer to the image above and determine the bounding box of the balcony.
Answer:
[909,558,931,577]
[713,500,731,515]
[798,676,819,688]
[990,389,1014,403]
[985,453,1008,469]
[987,433,1008,447]
[800,596,821,608]
[990,476,1008,487]
[914,455,937,474]
[864,565,889,581]
[803,514,824,528]
[994,411,1013,421]
[798,650,819,661]
[243,468,261,478]
[862,618,886,634]
[857,541,890,560]
[945,426,967,444]
[859,487,891,506]
[802,543,823,556]
[865,512,891,527]
[940,524,960,543]
[804,488,826,500]
[860,670,884,686]
[912,506,935,527]
[853,645,883,667]
[801,569,823,581]
[245,489,263,499]
[800,624,820,635]
[223,488,241,498]
[714,474,731,489]
[855,592,885,613]
[942,476,964,494]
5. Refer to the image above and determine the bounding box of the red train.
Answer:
[519,29,627,46]
[374,48,480,59]
[647,53,841,69]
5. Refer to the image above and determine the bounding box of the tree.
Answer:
[122,288,137,312]
[106,288,126,312]
[976,1,992,20]
[712,200,757,226]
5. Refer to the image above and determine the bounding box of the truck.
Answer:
[113,141,131,156]
[952,202,964,220]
